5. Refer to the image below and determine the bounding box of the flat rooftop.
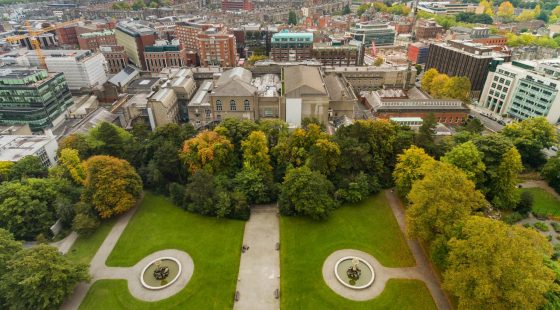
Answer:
[0,135,55,162]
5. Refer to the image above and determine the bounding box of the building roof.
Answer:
[213,78,257,97]
[108,66,140,87]
[283,66,327,97]
[189,80,213,107]
[324,73,354,101]
[0,135,55,162]
[215,67,252,86]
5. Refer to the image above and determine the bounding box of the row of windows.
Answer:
[215,99,251,112]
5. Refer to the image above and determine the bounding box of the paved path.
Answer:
[234,205,280,310]
[51,232,78,254]
[61,205,194,310]
[384,190,452,310]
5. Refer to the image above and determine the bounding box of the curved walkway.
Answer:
[520,180,560,200]
[61,206,194,310]
[384,190,452,310]
[323,249,422,301]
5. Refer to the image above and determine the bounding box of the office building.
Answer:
[407,42,430,64]
[0,69,73,131]
[197,29,237,67]
[144,41,189,72]
[270,31,313,62]
[221,0,252,11]
[425,40,509,92]
[0,135,59,167]
[312,42,364,66]
[479,60,560,123]
[100,45,129,74]
[78,29,117,52]
[115,22,157,70]
[415,20,444,40]
[283,66,329,127]
[349,21,396,46]
[27,50,107,91]
[175,21,222,52]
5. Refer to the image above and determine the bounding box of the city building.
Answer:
[115,22,157,70]
[407,42,430,64]
[56,25,79,46]
[27,50,108,91]
[0,69,73,132]
[100,45,129,74]
[425,40,510,93]
[361,88,470,125]
[415,20,444,40]
[418,2,478,15]
[175,20,222,52]
[146,87,179,129]
[19,33,58,50]
[78,29,117,52]
[283,66,329,127]
[144,40,189,72]
[312,42,364,66]
[270,31,313,62]
[349,21,396,47]
[197,28,237,67]
[0,135,58,167]
[221,0,253,11]
[323,65,416,92]
[479,60,560,123]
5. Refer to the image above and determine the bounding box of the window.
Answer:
[205,109,210,118]
[230,100,236,111]
[244,100,250,111]
[216,100,222,111]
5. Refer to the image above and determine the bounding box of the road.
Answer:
[468,108,505,132]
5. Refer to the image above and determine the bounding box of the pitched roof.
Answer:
[213,78,257,97]
[283,66,327,97]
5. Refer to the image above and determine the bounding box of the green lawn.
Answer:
[66,219,116,265]
[79,193,245,309]
[524,188,560,217]
[281,194,436,309]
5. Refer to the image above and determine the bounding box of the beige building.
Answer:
[147,88,178,129]
[323,65,416,93]
[283,66,330,127]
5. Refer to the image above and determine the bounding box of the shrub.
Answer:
[515,191,533,215]
[72,213,100,237]
[523,223,532,228]
[503,212,526,224]
[534,222,550,232]
[168,182,186,208]
[551,222,560,233]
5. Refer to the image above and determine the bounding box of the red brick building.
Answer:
[407,42,430,64]
[221,0,252,11]
[415,20,444,40]
[395,22,412,34]
[100,45,129,74]
[472,36,507,46]
[56,26,79,46]
[144,43,189,72]
[175,21,222,51]
[198,30,237,67]
[78,29,117,52]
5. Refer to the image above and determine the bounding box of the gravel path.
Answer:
[61,205,194,310]
[51,232,78,254]
[233,205,280,310]
[384,190,452,310]
[520,180,560,200]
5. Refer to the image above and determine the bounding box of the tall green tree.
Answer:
[241,130,272,173]
[542,156,560,194]
[0,244,90,310]
[288,10,298,25]
[307,138,340,176]
[474,134,517,199]
[491,147,523,209]
[81,156,143,219]
[421,68,439,93]
[258,119,288,148]
[415,113,437,155]
[407,162,487,243]
[181,130,235,174]
[441,141,486,186]
[393,145,436,197]
[444,216,554,310]
[279,166,337,219]
[501,117,558,167]
[8,155,47,180]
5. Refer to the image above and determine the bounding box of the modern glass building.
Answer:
[0,69,73,132]
[270,31,313,61]
[349,22,396,47]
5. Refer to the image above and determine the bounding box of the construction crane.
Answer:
[4,18,82,70]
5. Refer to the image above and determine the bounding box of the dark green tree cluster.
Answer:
[0,228,90,310]
[455,12,494,24]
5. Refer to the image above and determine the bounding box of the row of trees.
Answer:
[394,144,558,309]
[421,68,472,102]
[0,228,89,309]
[507,32,560,49]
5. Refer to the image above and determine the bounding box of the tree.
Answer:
[421,68,439,94]
[373,57,384,66]
[184,170,217,215]
[517,9,535,21]
[8,155,47,180]
[474,134,516,197]
[258,119,288,148]
[444,216,554,310]
[480,0,494,16]
[497,1,514,20]
[415,113,437,155]
[234,166,274,204]
[241,131,272,173]
[0,228,21,275]
[491,147,523,209]
[307,138,340,176]
[542,156,560,194]
[335,172,379,203]
[88,122,133,159]
[393,146,436,197]
[430,74,451,98]
[58,133,92,160]
[502,117,558,167]
[81,156,143,219]
[54,148,85,184]
[72,213,99,237]
[181,130,234,174]
[0,244,90,310]
[0,162,13,182]
[0,178,59,240]
[415,64,422,75]
[407,162,487,243]
[288,11,297,25]
[459,118,484,134]
[443,76,471,102]
[342,4,350,14]
[357,3,370,16]
[132,0,145,10]
[441,141,486,186]
[515,190,533,214]
[279,166,337,219]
